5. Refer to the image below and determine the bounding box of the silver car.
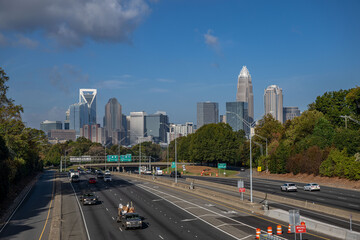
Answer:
[281,183,297,192]
[304,183,320,191]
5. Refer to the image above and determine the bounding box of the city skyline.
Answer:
[1,1,359,129]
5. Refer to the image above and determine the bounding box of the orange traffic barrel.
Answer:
[277,225,282,235]
[255,228,261,239]
[288,225,291,233]
[267,226,272,235]
[301,221,306,225]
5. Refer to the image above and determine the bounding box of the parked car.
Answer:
[88,178,96,184]
[304,183,320,191]
[80,193,98,205]
[170,171,181,178]
[280,183,297,192]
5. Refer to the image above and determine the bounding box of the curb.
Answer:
[49,173,61,240]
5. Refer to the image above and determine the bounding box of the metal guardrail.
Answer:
[259,234,284,240]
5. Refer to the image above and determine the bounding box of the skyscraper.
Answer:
[129,111,146,145]
[104,98,122,145]
[69,102,89,136]
[145,111,169,143]
[264,85,283,123]
[197,102,219,129]
[283,107,300,123]
[79,89,97,125]
[236,66,254,122]
[40,120,62,136]
[226,102,249,135]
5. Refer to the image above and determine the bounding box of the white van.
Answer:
[155,169,163,176]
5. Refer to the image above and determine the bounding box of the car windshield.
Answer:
[126,214,140,220]
[84,193,94,197]
[311,183,318,186]
[89,178,95,180]
[72,175,79,178]
[289,184,296,186]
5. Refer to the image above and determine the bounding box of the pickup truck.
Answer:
[117,203,142,230]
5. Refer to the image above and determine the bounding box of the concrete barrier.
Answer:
[49,173,61,240]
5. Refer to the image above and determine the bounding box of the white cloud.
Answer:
[15,34,38,48]
[204,29,221,55]
[0,0,151,48]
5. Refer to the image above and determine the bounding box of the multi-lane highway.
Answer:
[64,171,337,240]
[0,171,55,240]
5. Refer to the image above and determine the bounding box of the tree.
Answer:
[346,86,360,115]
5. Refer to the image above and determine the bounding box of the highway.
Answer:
[64,172,337,240]
[0,171,55,240]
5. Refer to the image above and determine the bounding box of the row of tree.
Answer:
[0,68,47,202]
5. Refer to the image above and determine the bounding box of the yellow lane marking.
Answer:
[38,173,55,240]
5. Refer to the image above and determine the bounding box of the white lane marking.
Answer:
[152,199,163,202]
[112,217,115,220]
[181,218,197,222]
[348,203,359,207]
[205,204,214,207]
[70,182,91,240]
[139,184,288,240]
[106,208,109,211]
[239,235,252,240]
[119,227,123,232]
[159,235,164,239]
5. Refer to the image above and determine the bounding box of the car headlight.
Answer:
[93,198,97,201]
[126,222,131,225]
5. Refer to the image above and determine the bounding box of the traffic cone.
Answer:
[301,221,306,226]
[277,225,282,235]
[201,172,203,176]
[267,226,272,235]
[288,225,291,233]
[216,173,218,177]
[255,228,261,239]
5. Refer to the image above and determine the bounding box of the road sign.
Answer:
[107,155,118,162]
[257,166,262,172]
[120,154,132,162]
[239,188,246,192]
[218,163,226,169]
[171,162,176,168]
[295,225,306,233]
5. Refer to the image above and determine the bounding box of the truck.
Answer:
[116,202,142,230]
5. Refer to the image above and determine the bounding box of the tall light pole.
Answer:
[138,129,152,176]
[226,111,255,203]
[118,136,128,172]
[160,122,176,181]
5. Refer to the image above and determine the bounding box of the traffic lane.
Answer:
[183,175,360,212]
[85,174,238,240]
[71,175,120,240]
[60,173,87,240]
[0,171,54,240]
[120,175,336,240]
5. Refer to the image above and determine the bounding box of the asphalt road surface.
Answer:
[0,171,55,240]
[66,172,337,240]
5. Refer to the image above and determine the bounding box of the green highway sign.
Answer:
[218,163,226,169]
[120,154,132,162]
[171,162,176,168]
[107,155,118,162]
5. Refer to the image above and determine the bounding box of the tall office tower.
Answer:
[104,98,122,145]
[283,107,300,123]
[129,111,146,145]
[64,109,70,130]
[69,102,89,137]
[236,66,254,122]
[197,102,219,129]
[220,115,226,123]
[79,89,97,125]
[121,114,129,146]
[168,122,195,143]
[40,120,62,136]
[80,124,105,144]
[226,102,249,135]
[145,111,169,144]
[264,85,283,123]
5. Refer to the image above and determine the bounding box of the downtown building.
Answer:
[168,122,195,143]
[283,107,300,123]
[226,66,253,135]
[40,120,62,136]
[129,111,147,145]
[104,98,123,145]
[145,111,169,144]
[80,124,105,144]
[264,85,283,123]
[197,102,219,129]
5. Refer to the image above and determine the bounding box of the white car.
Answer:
[281,183,297,192]
[155,170,163,176]
[104,175,112,182]
[304,183,320,191]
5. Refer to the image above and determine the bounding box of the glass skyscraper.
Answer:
[104,98,122,145]
[40,120,62,136]
[264,85,283,123]
[226,102,249,135]
[69,102,89,137]
[145,112,169,143]
[197,102,219,129]
[79,89,97,125]
[236,66,254,122]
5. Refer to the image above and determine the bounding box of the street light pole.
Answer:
[226,111,255,203]
[175,129,178,184]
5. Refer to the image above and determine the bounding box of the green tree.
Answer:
[333,128,360,155]
[346,86,360,115]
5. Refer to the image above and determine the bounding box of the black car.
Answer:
[80,193,98,205]
[170,171,181,178]
[97,172,104,179]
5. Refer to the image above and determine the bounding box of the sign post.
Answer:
[171,162,176,169]
[237,180,245,200]
[218,163,226,176]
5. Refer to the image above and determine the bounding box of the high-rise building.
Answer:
[226,102,249,135]
[104,98,122,145]
[264,85,283,123]
[79,89,97,125]
[80,124,105,144]
[129,111,146,145]
[40,120,62,136]
[64,109,70,130]
[283,107,301,123]
[236,66,254,122]
[69,102,89,137]
[168,122,195,143]
[145,111,169,143]
[220,115,226,123]
[121,114,129,146]
[48,129,76,142]
[197,102,219,129]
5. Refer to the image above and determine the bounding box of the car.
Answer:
[120,213,142,230]
[97,173,104,179]
[155,169,163,176]
[86,169,92,174]
[104,175,112,182]
[144,170,152,175]
[88,178,96,184]
[80,193,98,205]
[304,183,320,191]
[240,167,245,172]
[281,183,297,192]
[170,171,181,178]
[71,175,80,183]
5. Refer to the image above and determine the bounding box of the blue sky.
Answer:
[1,0,359,129]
